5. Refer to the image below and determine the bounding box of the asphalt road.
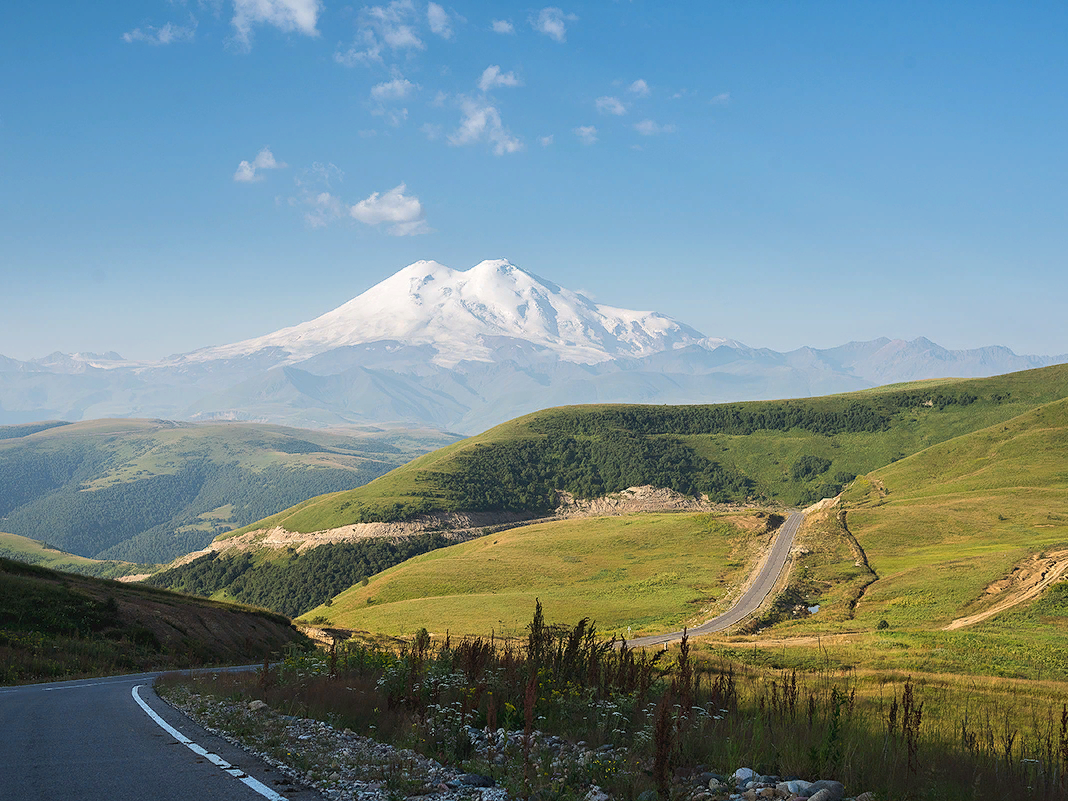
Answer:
[627,511,804,647]
[0,670,323,801]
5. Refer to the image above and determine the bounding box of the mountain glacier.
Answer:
[1,259,1064,432]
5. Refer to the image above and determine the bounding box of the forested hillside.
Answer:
[0,419,457,563]
[145,534,451,617]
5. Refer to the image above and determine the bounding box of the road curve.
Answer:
[0,670,323,801]
[627,511,803,647]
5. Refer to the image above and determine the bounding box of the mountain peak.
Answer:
[187,259,710,368]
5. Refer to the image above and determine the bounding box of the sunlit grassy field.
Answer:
[299,512,775,637]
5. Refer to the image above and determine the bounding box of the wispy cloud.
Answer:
[234,147,287,182]
[633,119,676,136]
[122,19,197,45]
[370,76,416,101]
[231,0,321,49]
[595,96,626,116]
[336,0,424,66]
[478,65,521,92]
[532,7,575,43]
[628,79,650,97]
[574,125,597,145]
[539,134,554,147]
[350,183,430,235]
[491,19,514,34]
[293,162,344,227]
[427,2,453,38]
[448,97,523,155]
[709,92,731,105]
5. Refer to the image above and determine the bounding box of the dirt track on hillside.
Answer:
[943,549,1068,630]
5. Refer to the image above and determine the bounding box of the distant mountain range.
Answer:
[2,259,1065,433]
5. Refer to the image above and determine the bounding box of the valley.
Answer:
[0,418,457,563]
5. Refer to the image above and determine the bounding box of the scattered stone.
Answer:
[853,794,875,801]
[735,767,757,783]
[807,779,845,800]
[247,700,268,712]
[584,787,610,801]
[777,780,812,796]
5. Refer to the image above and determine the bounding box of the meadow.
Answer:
[299,512,778,637]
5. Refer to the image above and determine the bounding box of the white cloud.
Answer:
[233,146,287,182]
[628,79,650,97]
[574,125,597,145]
[427,2,452,38]
[231,0,321,48]
[634,119,677,136]
[448,97,523,155]
[491,19,514,34]
[421,122,443,140]
[349,183,430,235]
[532,7,575,43]
[431,90,449,107]
[538,135,554,147]
[336,0,424,66]
[710,92,731,105]
[595,96,626,116]
[122,19,197,45]
[478,65,521,92]
[370,76,416,101]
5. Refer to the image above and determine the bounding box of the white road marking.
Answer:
[132,685,289,801]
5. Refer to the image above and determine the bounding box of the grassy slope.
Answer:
[231,364,1068,537]
[844,396,1068,632]
[299,512,776,636]
[0,557,308,684]
[706,394,1068,680]
[0,531,156,578]
[0,418,456,562]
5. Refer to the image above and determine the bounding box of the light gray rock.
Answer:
[807,779,844,800]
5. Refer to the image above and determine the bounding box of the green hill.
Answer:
[0,418,457,563]
[0,557,308,685]
[0,531,156,579]
[292,386,1068,681]
[227,364,1068,537]
[840,395,1068,634]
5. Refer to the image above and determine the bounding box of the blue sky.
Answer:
[2,1,1066,361]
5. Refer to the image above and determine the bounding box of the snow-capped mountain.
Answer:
[1,259,1064,432]
[183,259,714,368]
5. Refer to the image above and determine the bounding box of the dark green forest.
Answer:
[437,431,754,512]
[146,534,450,617]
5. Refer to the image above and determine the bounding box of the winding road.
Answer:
[628,511,803,647]
[0,670,322,801]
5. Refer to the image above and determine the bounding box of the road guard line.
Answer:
[132,684,288,801]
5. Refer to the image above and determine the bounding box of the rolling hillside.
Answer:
[226,363,1068,537]
[146,365,1068,625]
[291,380,1068,681]
[0,419,458,563]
